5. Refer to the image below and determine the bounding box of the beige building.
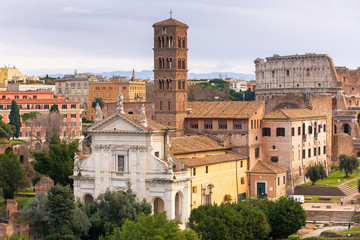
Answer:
[185,101,264,169]
[0,67,40,84]
[262,108,328,193]
[169,136,248,207]
[247,159,287,200]
[55,76,89,109]
[225,78,247,92]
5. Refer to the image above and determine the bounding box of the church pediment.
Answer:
[88,113,146,132]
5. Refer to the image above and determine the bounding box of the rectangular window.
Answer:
[192,186,197,194]
[168,101,171,111]
[206,166,208,173]
[193,168,196,176]
[298,127,301,135]
[233,120,242,130]
[33,95,37,99]
[218,120,227,129]
[318,147,321,155]
[276,128,285,137]
[15,95,19,99]
[291,127,295,136]
[36,131,40,137]
[251,120,254,129]
[118,155,125,172]
[71,114,76,118]
[36,104,40,109]
[308,126,312,134]
[262,128,271,136]
[323,124,326,132]
[278,177,280,185]
[96,87,100,91]
[71,122,76,127]
[102,87,106,90]
[23,95,27,99]
[308,149,311,158]
[62,104,67,109]
[63,114,67,118]
[323,146,326,154]
[190,120,198,129]
[314,147,317,156]
[71,104,76,109]
[283,176,285,184]
[44,104,49,109]
[241,177,245,184]
[204,120,213,129]
[109,87,112,90]
[255,147,260,158]
[240,161,243,168]
[302,149,305,159]
[159,101,162,110]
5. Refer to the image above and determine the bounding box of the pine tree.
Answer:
[9,100,21,138]
[50,104,59,113]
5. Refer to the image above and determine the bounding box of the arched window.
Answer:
[84,194,94,205]
[154,198,164,213]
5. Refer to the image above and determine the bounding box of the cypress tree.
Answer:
[9,100,21,138]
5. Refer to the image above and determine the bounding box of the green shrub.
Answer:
[288,235,301,240]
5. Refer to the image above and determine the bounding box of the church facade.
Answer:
[73,104,191,223]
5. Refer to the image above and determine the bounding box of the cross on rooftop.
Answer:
[169,9,173,18]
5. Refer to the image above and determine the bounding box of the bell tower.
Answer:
[153,17,188,136]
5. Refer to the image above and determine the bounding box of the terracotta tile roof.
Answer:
[123,113,169,131]
[249,160,287,174]
[0,99,78,104]
[186,101,263,119]
[153,18,188,27]
[178,151,247,167]
[169,136,228,155]
[0,91,53,94]
[263,108,326,120]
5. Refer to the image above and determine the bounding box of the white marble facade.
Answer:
[73,112,191,223]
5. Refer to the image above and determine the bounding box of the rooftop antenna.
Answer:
[169,9,173,19]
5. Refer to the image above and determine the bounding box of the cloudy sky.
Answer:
[1,0,360,76]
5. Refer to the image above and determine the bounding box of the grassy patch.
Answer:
[338,228,360,234]
[0,139,26,145]
[346,180,358,189]
[15,197,35,210]
[302,169,360,187]
[304,196,341,203]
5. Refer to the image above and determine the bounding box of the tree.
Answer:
[0,151,28,199]
[21,112,40,149]
[47,184,76,240]
[339,154,359,177]
[265,197,306,239]
[209,79,229,89]
[188,202,270,240]
[72,205,92,239]
[23,192,49,235]
[31,133,79,187]
[84,184,152,239]
[305,164,327,185]
[91,98,105,109]
[9,100,21,138]
[101,212,199,240]
[49,104,59,113]
[35,112,63,146]
[0,115,14,139]
[244,88,255,101]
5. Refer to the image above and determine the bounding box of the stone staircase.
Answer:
[338,184,358,196]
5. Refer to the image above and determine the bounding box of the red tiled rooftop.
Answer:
[0,99,78,104]
[0,91,53,94]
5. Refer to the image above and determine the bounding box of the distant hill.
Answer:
[45,70,255,81]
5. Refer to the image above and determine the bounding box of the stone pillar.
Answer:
[6,199,18,221]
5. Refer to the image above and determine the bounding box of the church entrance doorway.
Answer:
[153,198,164,213]
[257,182,266,198]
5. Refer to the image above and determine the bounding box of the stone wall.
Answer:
[332,133,355,163]
[255,53,341,101]
[336,66,360,94]
[34,177,54,195]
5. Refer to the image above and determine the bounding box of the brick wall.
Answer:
[332,133,355,163]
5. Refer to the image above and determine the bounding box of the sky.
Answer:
[1,0,360,76]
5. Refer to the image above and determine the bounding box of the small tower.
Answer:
[153,16,188,136]
[131,69,136,81]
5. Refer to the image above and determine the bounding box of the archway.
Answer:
[19,155,24,164]
[84,194,94,205]
[175,192,183,223]
[5,147,13,154]
[153,198,164,213]
[343,123,351,135]
[334,125,337,134]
